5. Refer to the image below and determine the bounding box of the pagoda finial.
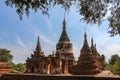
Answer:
[82,28,89,49]
[84,32,88,45]
[84,27,87,42]
[63,13,66,31]
[52,50,55,56]
[84,26,87,38]
[94,43,97,50]
[36,35,42,52]
[91,37,94,48]
[38,35,39,42]
[59,14,70,41]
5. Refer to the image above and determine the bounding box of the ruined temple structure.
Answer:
[0,62,11,75]
[26,17,105,75]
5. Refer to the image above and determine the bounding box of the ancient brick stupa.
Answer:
[75,32,104,75]
[56,17,75,66]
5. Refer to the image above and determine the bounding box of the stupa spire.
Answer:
[36,36,42,52]
[82,32,89,49]
[63,15,66,31]
[59,15,70,41]
[91,37,94,48]
[94,43,97,51]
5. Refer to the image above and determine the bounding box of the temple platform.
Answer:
[0,71,119,80]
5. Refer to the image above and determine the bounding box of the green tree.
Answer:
[107,54,120,75]
[108,58,120,75]
[4,0,120,36]
[16,63,26,72]
[113,59,120,75]
[10,62,17,70]
[109,54,120,65]
[10,62,26,73]
[0,48,13,62]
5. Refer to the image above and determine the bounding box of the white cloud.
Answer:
[24,19,56,46]
[32,28,55,45]
[73,44,80,61]
[16,35,26,48]
[14,34,55,63]
[101,44,120,62]
[15,35,31,61]
[16,35,30,52]
[0,44,32,64]
[44,17,57,37]
[40,34,54,45]
[11,47,31,63]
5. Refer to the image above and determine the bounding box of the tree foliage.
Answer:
[107,54,120,75]
[0,48,13,62]
[10,62,26,72]
[109,54,119,65]
[16,63,26,72]
[77,0,107,24]
[4,0,120,36]
[113,59,120,74]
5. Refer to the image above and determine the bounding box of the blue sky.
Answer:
[0,0,120,63]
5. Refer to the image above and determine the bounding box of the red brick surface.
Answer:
[0,62,11,76]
